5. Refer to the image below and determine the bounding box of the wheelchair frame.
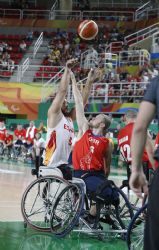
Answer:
[126,203,147,250]
[21,170,134,240]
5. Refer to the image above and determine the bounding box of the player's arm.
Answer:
[48,58,77,128]
[130,101,156,197]
[103,141,113,177]
[82,68,99,105]
[131,101,156,172]
[70,70,88,137]
[69,68,100,121]
[145,132,155,170]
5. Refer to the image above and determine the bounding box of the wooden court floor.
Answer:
[0,160,128,250]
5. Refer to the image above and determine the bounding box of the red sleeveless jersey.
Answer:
[155,132,159,147]
[117,123,150,166]
[154,132,159,169]
[72,130,109,171]
[0,128,6,141]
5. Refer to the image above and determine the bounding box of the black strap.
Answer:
[81,171,106,180]
[96,179,115,197]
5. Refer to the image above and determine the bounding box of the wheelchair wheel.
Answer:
[50,183,84,237]
[93,186,134,235]
[120,183,143,212]
[126,203,147,250]
[21,175,69,232]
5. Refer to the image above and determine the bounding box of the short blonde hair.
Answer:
[101,114,111,135]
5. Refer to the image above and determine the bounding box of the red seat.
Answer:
[43,73,49,78]
[36,72,42,77]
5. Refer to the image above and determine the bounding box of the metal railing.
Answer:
[67,81,149,103]
[21,58,30,78]
[0,7,159,21]
[134,1,151,21]
[33,32,43,58]
[41,66,65,102]
[22,9,50,19]
[0,8,21,18]
[83,10,134,21]
[125,22,159,46]
[72,0,146,8]
[151,30,159,53]
[118,49,150,67]
[50,10,82,20]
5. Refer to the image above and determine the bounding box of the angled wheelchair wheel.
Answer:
[93,186,134,237]
[50,183,84,237]
[126,203,147,250]
[21,175,69,232]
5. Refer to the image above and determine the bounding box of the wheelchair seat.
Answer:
[39,166,63,178]
[80,173,119,206]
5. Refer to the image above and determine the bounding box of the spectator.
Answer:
[19,40,27,53]
[32,132,45,176]
[26,30,33,41]
[4,130,13,157]
[25,121,37,145]
[37,121,47,133]
[0,121,6,143]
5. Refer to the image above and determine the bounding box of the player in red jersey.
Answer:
[13,124,26,158]
[14,124,26,140]
[25,121,37,144]
[70,70,114,224]
[154,132,159,168]
[0,121,6,143]
[70,70,112,177]
[154,132,159,150]
[4,130,13,157]
[0,121,6,156]
[70,70,112,179]
[117,110,155,181]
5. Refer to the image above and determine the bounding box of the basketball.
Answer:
[78,20,98,40]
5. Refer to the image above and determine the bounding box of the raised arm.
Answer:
[48,58,77,128]
[82,68,100,105]
[70,70,88,138]
[69,68,100,121]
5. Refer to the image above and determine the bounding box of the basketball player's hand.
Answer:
[66,58,78,69]
[87,68,100,82]
[129,170,148,199]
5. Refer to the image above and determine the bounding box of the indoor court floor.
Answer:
[0,160,128,250]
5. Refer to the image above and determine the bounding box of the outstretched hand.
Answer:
[66,58,78,69]
[129,170,148,199]
[87,68,101,83]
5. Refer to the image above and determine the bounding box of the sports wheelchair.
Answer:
[126,203,147,250]
[120,161,154,212]
[49,172,134,239]
[21,167,134,240]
